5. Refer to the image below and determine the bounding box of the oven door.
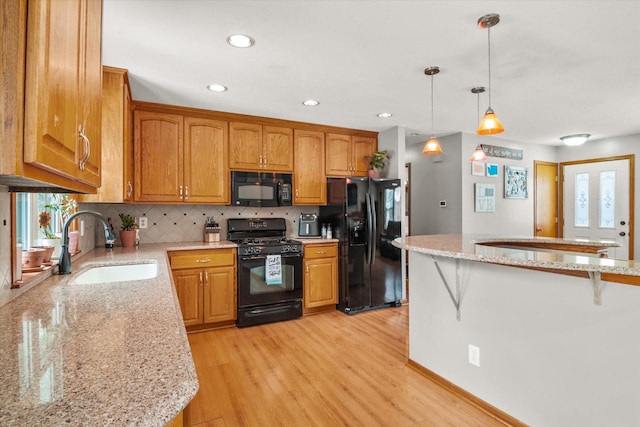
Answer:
[237,252,303,307]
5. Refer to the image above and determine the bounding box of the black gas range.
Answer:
[228,218,303,328]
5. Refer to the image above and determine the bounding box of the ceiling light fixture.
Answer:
[470,87,488,162]
[302,99,319,107]
[206,84,228,92]
[560,134,591,146]
[377,112,392,118]
[476,13,504,135]
[226,34,255,48]
[422,66,443,155]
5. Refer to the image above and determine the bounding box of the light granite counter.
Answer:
[392,234,640,277]
[0,241,235,426]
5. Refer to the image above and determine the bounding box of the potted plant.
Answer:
[38,194,78,258]
[118,213,137,247]
[368,150,390,178]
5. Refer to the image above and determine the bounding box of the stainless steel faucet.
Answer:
[58,211,116,275]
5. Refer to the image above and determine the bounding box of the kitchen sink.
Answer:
[73,262,158,284]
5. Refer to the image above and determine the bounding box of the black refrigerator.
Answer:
[319,177,403,314]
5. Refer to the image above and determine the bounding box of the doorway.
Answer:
[534,161,559,237]
[560,155,634,260]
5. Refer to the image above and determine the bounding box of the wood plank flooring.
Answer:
[185,305,507,427]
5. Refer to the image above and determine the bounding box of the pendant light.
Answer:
[476,13,504,135]
[470,87,488,162]
[422,66,443,155]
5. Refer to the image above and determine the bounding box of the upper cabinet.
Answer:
[79,67,132,203]
[326,133,377,177]
[294,130,326,205]
[23,0,102,187]
[229,122,293,172]
[0,0,103,193]
[133,109,229,204]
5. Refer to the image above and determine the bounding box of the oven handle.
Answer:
[247,304,296,316]
[240,253,302,261]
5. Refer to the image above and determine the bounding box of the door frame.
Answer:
[559,154,635,259]
[534,160,559,237]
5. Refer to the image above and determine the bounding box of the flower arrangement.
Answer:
[38,211,56,239]
[39,194,78,240]
[368,150,390,172]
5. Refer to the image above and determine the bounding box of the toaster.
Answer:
[298,213,320,237]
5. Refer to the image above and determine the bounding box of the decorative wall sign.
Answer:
[504,165,528,199]
[471,161,486,176]
[480,144,523,160]
[486,163,499,177]
[475,183,496,212]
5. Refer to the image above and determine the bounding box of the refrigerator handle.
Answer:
[370,193,377,264]
[365,192,373,265]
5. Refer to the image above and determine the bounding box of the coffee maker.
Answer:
[298,213,320,237]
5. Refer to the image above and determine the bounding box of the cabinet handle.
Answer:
[315,251,326,255]
[295,188,299,199]
[126,181,133,197]
[259,155,263,167]
[305,264,309,274]
[78,126,90,171]
[179,185,183,198]
[204,272,209,286]
[185,185,189,200]
[196,259,211,263]
[263,155,267,167]
[199,272,203,286]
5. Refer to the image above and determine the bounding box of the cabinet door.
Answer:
[263,126,293,172]
[352,136,377,176]
[172,269,203,326]
[294,130,326,205]
[325,133,352,177]
[75,0,102,187]
[229,122,262,171]
[134,111,183,202]
[203,266,237,323]
[184,117,229,204]
[23,0,82,181]
[304,257,338,308]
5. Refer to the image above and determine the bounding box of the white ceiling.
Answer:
[102,0,640,147]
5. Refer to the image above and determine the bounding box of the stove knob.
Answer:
[283,246,290,253]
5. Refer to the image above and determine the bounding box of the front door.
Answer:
[561,156,634,259]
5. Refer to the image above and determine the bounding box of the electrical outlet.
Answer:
[469,344,480,367]
[139,217,148,229]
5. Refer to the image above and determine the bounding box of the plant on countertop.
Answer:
[119,213,137,231]
[368,150,390,172]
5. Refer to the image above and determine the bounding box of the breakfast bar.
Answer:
[393,235,640,427]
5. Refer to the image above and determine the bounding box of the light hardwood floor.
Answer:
[185,305,508,427]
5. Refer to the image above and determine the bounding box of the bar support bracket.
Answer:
[431,255,461,320]
[588,271,602,305]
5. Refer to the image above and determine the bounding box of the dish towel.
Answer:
[265,255,283,285]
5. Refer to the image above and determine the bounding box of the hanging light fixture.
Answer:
[422,66,443,155]
[476,13,504,135]
[470,87,488,162]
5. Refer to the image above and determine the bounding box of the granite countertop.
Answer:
[0,240,236,426]
[392,234,640,277]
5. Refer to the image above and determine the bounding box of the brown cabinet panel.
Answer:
[172,268,204,327]
[304,243,338,309]
[352,136,376,176]
[294,130,326,205]
[325,133,376,177]
[229,122,263,171]
[263,126,294,172]
[203,267,237,324]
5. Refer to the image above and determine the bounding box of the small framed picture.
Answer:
[486,163,499,177]
[504,165,528,199]
[475,183,495,212]
[471,161,485,176]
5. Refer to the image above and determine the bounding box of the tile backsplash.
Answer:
[81,204,319,246]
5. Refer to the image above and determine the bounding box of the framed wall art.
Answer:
[486,163,499,177]
[504,165,528,199]
[474,183,495,212]
[471,161,485,176]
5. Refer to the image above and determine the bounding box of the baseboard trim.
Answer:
[407,359,527,427]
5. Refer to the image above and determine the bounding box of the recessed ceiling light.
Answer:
[302,100,319,107]
[377,112,392,118]
[226,34,255,48]
[207,84,228,92]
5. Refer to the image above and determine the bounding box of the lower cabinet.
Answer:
[169,248,236,330]
[303,242,338,311]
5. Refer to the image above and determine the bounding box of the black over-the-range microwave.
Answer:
[231,171,293,207]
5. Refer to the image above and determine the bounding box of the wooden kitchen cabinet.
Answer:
[294,130,326,205]
[133,110,229,204]
[79,67,133,203]
[0,0,103,193]
[303,242,338,311]
[169,248,237,330]
[326,133,377,177]
[229,122,293,172]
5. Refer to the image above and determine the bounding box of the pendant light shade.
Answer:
[470,145,488,162]
[422,66,442,155]
[476,13,504,135]
[423,136,443,155]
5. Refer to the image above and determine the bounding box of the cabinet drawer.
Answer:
[169,248,236,269]
[304,243,338,259]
